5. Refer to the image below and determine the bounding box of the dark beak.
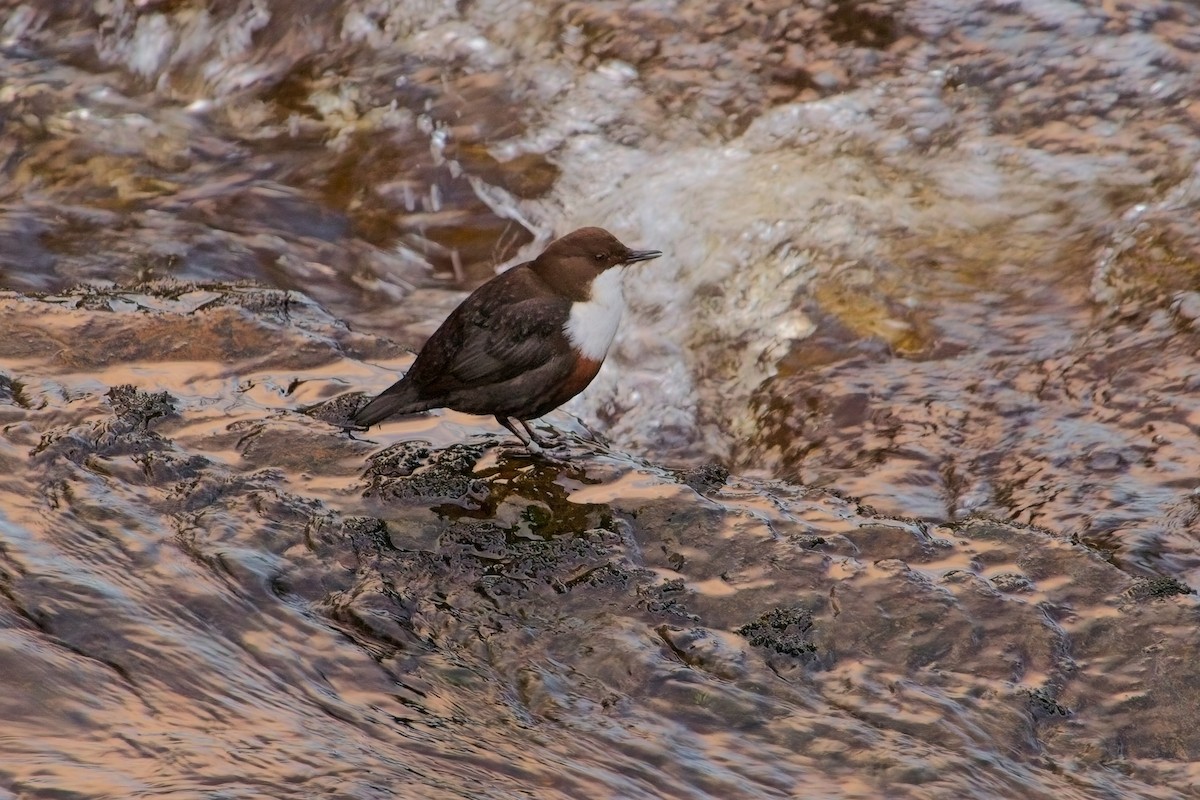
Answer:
[622,249,663,264]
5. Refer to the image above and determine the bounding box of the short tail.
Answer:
[352,380,432,428]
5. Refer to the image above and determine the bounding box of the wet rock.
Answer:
[33,411,173,467]
[1025,687,1071,720]
[439,520,635,601]
[676,462,729,494]
[638,577,699,620]
[340,516,394,553]
[1123,576,1194,603]
[0,283,355,372]
[105,384,175,427]
[28,382,205,485]
[990,573,1034,594]
[362,441,488,504]
[737,606,817,658]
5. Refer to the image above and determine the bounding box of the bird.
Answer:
[353,227,663,449]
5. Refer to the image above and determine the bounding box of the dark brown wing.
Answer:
[406,266,571,398]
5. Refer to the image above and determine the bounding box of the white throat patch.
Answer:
[564,268,625,361]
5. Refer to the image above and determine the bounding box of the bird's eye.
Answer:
[593,252,606,261]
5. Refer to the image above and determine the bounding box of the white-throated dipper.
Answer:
[353,227,663,449]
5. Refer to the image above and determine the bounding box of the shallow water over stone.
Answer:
[3,284,1197,799]
[3,0,1200,798]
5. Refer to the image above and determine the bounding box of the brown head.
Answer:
[530,227,662,301]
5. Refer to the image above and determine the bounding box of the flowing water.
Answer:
[2,0,1200,797]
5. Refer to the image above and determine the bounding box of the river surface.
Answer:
[2,0,1200,797]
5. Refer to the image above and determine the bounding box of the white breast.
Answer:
[564,268,625,361]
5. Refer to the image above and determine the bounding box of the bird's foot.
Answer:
[495,415,563,452]
[519,418,566,447]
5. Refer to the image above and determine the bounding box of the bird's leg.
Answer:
[495,415,541,451]
[517,418,551,446]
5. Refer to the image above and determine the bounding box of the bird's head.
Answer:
[532,227,662,300]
